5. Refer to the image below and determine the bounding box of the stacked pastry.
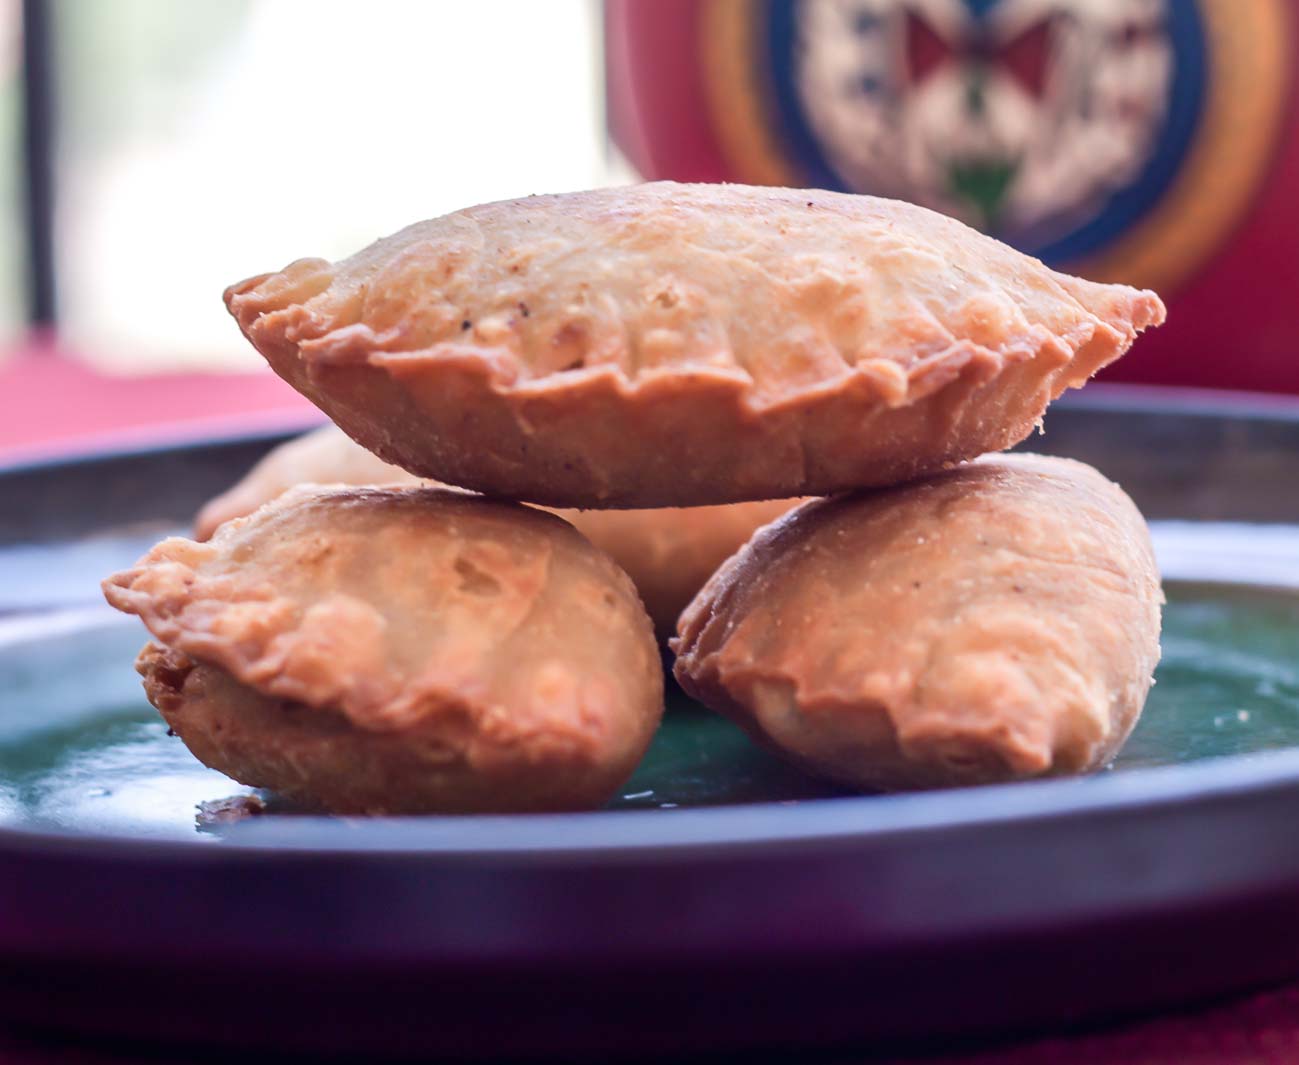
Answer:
[103,183,1165,814]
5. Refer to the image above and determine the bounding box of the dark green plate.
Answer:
[3,393,1299,1060]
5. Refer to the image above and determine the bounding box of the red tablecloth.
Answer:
[0,341,319,466]
[901,986,1299,1064]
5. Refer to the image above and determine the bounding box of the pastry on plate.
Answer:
[195,424,804,637]
[559,498,803,638]
[224,182,1164,508]
[104,486,663,814]
[193,425,423,540]
[672,454,1162,790]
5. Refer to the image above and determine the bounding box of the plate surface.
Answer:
[2,580,1298,836]
[3,389,1299,1059]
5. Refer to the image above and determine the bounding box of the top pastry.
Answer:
[226,182,1164,508]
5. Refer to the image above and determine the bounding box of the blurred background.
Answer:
[0,0,1295,460]
[0,0,617,369]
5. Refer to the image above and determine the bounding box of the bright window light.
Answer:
[52,0,617,372]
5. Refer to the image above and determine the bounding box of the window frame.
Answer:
[19,0,54,326]
[2,0,318,465]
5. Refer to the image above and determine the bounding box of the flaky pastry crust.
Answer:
[672,454,1163,790]
[225,182,1164,508]
[561,499,804,637]
[104,486,663,813]
[194,425,804,636]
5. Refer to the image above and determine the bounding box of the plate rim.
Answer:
[2,381,1298,481]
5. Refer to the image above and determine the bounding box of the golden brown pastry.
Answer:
[559,500,803,637]
[673,454,1162,791]
[224,182,1164,509]
[193,425,422,539]
[194,424,804,636]
[104,486,663,814]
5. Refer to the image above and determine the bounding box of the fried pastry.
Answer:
[193,425,422,540]
[672,454,1162,790]
[195,424,804,636]
[103,486,664,814]
[225,182,1164,508]
[561,499,803,637]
